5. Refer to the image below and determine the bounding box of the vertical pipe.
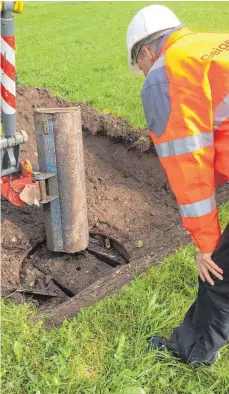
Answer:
[54,108,89,252]
[34,107,89,253]
[1,2,17,137]
[34,111,64,251]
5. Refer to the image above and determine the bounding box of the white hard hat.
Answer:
[126,5,181,75]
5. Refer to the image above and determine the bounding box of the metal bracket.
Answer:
[0,131,28,176]
[32,172,58,204]
[19,172,58,206]
[0,130,28,150]
[0,146,20,176]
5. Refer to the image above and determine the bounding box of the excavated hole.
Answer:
[18,233,129,311]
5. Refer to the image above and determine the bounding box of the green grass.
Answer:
[15,1,229,127]
[2,203,229,394]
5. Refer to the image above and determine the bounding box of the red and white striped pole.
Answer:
[1,2,26,176]
[1,1,17,138]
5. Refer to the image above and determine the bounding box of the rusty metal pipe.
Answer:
[34,107,89,253]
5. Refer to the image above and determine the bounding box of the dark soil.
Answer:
[1,202,45,293]
[19,233,126,311]
[2,86,228,309]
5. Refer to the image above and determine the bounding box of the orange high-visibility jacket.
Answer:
[142,26,229,252]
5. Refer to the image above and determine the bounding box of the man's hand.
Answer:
[196,252,224,286]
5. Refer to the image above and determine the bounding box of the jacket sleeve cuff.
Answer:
[182,209,221,253]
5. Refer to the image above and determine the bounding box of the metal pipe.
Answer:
[1,2,16,138]
[1,2,24,177]
[34,107,89,253]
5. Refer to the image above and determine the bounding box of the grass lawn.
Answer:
[2,203,229,394]
[2,2,229,393]
[15,1,229,127]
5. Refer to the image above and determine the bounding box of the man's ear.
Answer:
[142,46,155,62]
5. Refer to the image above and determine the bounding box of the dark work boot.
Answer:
[149,336,218,366]
[148,336,179,358]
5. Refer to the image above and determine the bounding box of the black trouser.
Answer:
[171,224,229,365]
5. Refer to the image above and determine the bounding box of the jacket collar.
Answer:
[155,25,194,60]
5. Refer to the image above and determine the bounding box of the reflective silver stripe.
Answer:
[213,94,229,130]
[179,193,216,218]
[155,132,214,158]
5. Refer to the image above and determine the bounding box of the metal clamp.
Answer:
[32,172,58,204]
[0,130,28,150]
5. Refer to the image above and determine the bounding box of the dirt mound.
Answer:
[2,86,227,297]
[17,85,154,167]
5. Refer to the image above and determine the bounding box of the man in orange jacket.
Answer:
[126,4,229,365]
